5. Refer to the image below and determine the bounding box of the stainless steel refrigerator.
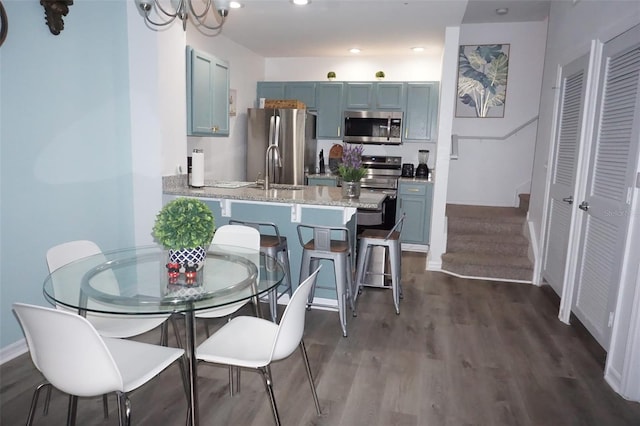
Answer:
[246,108,317,186]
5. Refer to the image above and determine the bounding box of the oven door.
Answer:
[356,190,397,231]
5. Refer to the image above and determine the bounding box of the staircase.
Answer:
[441,194,533,282]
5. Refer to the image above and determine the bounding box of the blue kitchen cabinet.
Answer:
[397,180,433,244]
[187,46,230,136]
[345,83,374,109]
[256,82,285,102]
[257,82,316,109]
[345,82,405,110]
[285,82,317,109]
[404,82,439,142]
[315,83,344,139]
[375,83,405,109]
[307,176,338,186]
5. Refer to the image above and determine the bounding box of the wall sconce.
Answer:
[136,0,229,32]
[40,0,73,35]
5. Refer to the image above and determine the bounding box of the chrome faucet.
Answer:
[264,144,282,191]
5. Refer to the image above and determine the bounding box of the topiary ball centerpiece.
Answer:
[153,197,215,285]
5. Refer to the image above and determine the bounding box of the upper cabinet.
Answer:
[404,82,439,142]
[285,82,316,109]
[255,80,439,143]
[315,83,344,139]
[186,46,230,136]
[345,82,405,110]
[345,83,374,109]
[256,82,285,101]
[257,82,317,109]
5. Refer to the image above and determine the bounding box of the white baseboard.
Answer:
[0,339,27,365]
[401,243,429,253]
[435,267,533,284]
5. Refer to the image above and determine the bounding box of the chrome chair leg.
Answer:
[27,382,51,426]
[43,383,51,415]
[300,340,322,415]
[116,391,131,426]
[259,367,281,426]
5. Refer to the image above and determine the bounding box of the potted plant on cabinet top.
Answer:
[375,70,385,80]
[338,143,366,199]
[327,71,336,81]
[152,197,215,283]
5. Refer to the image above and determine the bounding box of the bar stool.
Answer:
[354,213,406,315]
[229,220,292,322]
[297,224,356,337]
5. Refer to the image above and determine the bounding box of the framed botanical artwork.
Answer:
[456,44,510,118]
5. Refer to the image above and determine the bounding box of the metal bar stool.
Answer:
[297,224,356,337]
[354,213,406,314]
[229,219,292,322]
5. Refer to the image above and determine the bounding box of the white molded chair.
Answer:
[12,303,186,426]
[46,240,172,339]
[354,213,406,314]
[196,267,323,426]
[228,219,293,323]
[198,224,262,326]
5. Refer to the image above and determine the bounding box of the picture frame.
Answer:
[456,44,510,118]
[229,89,237,116]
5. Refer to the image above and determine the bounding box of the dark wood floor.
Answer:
[2,252,640,425]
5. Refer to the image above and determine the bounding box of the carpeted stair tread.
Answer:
[442,253,532,281]
[447,233,529,256]
[443,203,532,282]
[447,204,526,220]
[442,252,532,268]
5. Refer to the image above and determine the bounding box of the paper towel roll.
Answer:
[191,149,204,187]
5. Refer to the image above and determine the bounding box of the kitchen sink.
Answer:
[268,184,306,190]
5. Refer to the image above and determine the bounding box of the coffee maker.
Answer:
[415,150,430,178]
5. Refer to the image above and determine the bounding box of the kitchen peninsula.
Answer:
[162,176,386,304]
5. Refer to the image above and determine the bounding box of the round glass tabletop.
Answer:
[43,244,284,315]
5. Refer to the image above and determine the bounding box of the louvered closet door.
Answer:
[543,55,589,295]
[572,25,640,349]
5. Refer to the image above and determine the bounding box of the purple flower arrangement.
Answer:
[338,143,367,182]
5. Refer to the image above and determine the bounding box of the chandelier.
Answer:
[136,0,229,32]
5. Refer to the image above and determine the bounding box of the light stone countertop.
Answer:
[162,176,386,210]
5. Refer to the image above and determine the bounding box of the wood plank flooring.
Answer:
[2,252,640,425]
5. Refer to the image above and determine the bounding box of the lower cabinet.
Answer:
[307,176,338,186]
[397,180,433,244]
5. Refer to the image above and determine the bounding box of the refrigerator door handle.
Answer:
[274,115,282,182]
[268,115,275,146]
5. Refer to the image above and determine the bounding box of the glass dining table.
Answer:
[42,243,284,426]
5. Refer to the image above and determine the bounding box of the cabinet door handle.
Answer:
[337,125,341,137]
[562,196,573,204]
[211,125,219,132]
[408,188,420,192]
[578,201,589,211]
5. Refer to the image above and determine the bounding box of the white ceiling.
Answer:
[214,0,551,58]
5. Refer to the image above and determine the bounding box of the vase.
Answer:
[341,181,361,199]
[167,246,207,286]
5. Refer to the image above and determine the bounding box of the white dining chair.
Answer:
[12,303,186,426]
[46,240,174,339]
[198,224,262,330]
[196,267,323,426]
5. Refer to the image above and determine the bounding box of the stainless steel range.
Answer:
[343,155,402,230]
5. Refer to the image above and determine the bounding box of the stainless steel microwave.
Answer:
[343,110,403,145]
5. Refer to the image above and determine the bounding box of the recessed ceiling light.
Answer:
[411,47,425,52]
[496,7,508,15]
[349,48,361,54]
[229,1,243,9]
[292,0,310,5]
